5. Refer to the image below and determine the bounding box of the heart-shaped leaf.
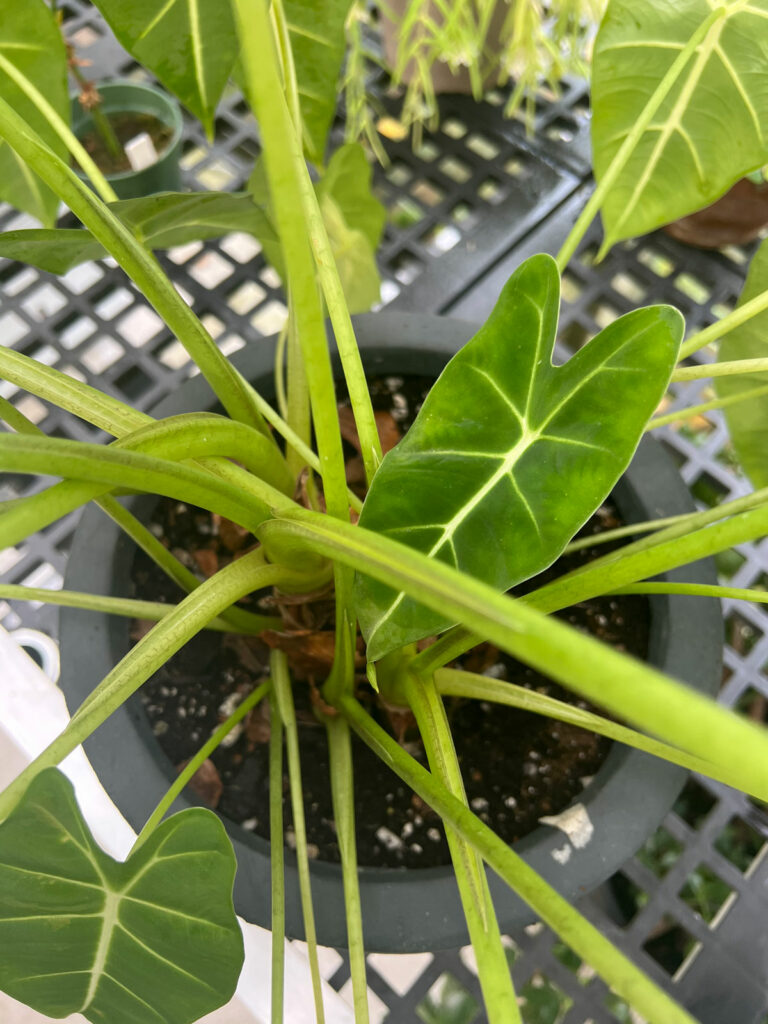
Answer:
[592,0,768,249]
[355,253,683,661]
[0,0,68,225]
[715,237,768,488]
[0,768,243,1024]
[0,191,278,274]
[92,0,237,136]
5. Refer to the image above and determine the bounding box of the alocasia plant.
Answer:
[0,2,767,1024]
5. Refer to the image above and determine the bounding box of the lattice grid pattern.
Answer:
[0,3,766,1023]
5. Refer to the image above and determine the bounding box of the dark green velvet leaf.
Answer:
[0,192,278,274]
[716,237,768,488]
[0,768,243,1024]
[355,253,684,660]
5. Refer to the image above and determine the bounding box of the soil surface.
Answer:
[76,112,173,175]
[131,375,650,869]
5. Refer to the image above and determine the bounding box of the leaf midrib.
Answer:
[81,889,119,1010]
[365,323,650,648]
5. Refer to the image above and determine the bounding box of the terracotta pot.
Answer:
[663,178,768,249]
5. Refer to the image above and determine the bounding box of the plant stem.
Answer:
[647,382,768,429]
[274,317,290,422]
[406,672,521,1023]
[285,301,312,480]
[267,0,383,485]
[555,4,726,270]
[0,52,117,204]
[68,58,123,162]
[0,342,149,436]
[671,357,768,382]
[0,345,363,514]
[418,484,768,673]
[327,717,370,1024]
[340,697,699,1024]
[563,512,692,553]
[679,284,768,359]
[133,680,271,852]
[525,508,768,614]
[233,0,349,521]
[95,495,272,635]
[0,553,314,821]
[270,651,326,1024]
[434,668,749,791]
[0,583,279,634]
[234,0,361,704]
[269,688,286,1024]
[261,507,768,799]
[609,582,768,605]
[0,434,286,546]
[0,395,272,634]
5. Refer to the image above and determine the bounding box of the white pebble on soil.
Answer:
[218,692,245,747]
[375,826,404,851]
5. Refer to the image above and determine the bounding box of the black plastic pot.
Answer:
[60,312,722,953]
[71,81,183,199]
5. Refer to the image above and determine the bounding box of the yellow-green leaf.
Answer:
[0,0,68,225]
[592,0,768,249]
[716,237,768,487]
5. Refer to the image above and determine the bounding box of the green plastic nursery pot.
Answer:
[59,312,722,954]
[70,81,183,199]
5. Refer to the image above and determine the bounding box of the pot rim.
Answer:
[69,79,184,184]
[60,311,723,952]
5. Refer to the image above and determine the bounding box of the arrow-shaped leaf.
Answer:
[284,0,352,165]
[715,237,768,488]
[355,254,683,661]
[0,191,278,274]
[592,0,768,249]
[92,0,237,136]
[0,0,69,225]
[0,768,243,1024]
